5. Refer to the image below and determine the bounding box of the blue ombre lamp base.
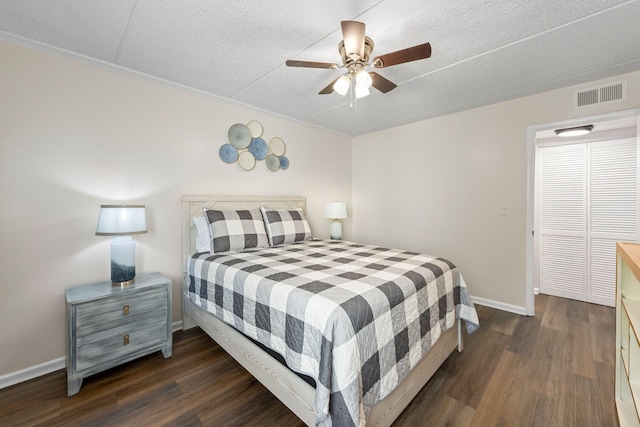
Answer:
[110,236,136,286]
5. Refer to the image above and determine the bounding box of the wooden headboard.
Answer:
[181,194,306,271]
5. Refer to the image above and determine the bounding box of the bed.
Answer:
[182,195,478,426]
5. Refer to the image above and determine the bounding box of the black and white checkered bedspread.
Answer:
[186,239,479,427]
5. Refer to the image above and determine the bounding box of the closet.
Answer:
[536,131,638,307]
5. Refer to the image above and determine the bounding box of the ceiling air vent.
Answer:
[574,80,627,109]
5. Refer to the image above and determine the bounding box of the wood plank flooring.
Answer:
[0,294,617,426]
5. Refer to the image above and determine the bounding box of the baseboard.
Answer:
[0,357,65,390]
[2,302,530,391]
[471,296,529,316]
[1,320,185,390]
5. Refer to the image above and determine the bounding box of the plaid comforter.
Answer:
[186,240,479,427]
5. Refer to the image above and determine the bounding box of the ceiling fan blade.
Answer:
[286,60,339,69]
[341,20,365,60]
[372,42,432,68]
[369,72,397,93]
[318,77,340,95]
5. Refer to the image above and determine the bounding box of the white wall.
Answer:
[0,40,352,377]
[352,71,640,311]
[2,34,640,382]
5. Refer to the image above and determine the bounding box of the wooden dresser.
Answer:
[65,272,172,396]
[616,242,640,426]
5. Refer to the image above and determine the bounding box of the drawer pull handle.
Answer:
[123,305,129,315]
[123,334,129,345]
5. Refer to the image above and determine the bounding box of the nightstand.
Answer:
[65,272,172,396]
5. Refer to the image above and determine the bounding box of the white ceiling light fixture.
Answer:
[555,125,594,137]
[355,68,372,98]
[355,69,372,88]
[355,82,370,98]
[332,67,373,99]
[333,75,351,96]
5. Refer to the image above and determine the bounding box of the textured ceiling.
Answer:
[1,0,639,136]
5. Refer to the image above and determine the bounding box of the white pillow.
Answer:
[193,216,212,253]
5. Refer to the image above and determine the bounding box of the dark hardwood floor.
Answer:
[0,294,617,426]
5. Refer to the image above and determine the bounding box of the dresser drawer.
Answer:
[75,288,166,337]
[75,320,169,371]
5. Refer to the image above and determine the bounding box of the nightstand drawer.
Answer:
[75,288,166,337]
[75,321,169,371]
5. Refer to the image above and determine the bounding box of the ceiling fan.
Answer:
[286,20,431,98]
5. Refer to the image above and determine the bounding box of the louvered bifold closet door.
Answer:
[589,137,637,306]
[539,143,587,302]
[538,137,638,307]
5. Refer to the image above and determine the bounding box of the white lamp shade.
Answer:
[355,69,372,88]
[96,205,147,236]
[333,75,351,96]
[325,202,347,219]
[355,81,370,98]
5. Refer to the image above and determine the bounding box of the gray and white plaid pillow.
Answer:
[203,208,269,254]
[260,206,312,246]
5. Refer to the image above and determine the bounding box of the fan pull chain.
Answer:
[350,80,355,109]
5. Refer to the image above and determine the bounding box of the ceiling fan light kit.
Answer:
[333,75,351,96]
[286,20,431,98]
[355,69,372,88]
[355,82,370,99]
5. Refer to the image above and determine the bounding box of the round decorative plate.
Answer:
[219,144,239,163]
[279,155,289,170]
[270,137,286,156]
[248,137,268,160]
[246,120,263,138]
[238,151,256,170]
[266,154,280,171]
[228,123,251,149]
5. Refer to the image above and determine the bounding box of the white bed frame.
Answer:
[182,194,462,426]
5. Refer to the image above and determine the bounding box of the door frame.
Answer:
[525,108,640,315]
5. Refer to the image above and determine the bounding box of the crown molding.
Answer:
[0,30,350,137]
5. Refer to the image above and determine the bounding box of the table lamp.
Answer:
[96,204,147,286]
[325,202,347,240]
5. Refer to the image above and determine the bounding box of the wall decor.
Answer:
[248,137,268,160]
[238,151,256,170]
[228,123,251,149]
[219,144,239,163]
[246,120,263,138]
[270,137,286,156]
[221,121,289,172]
[265,154,280,171]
